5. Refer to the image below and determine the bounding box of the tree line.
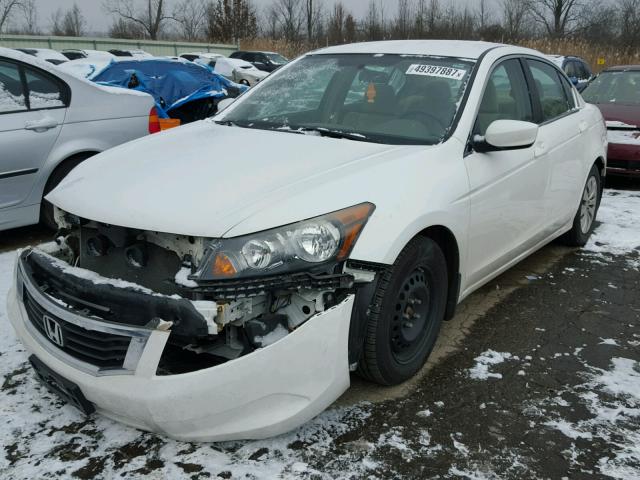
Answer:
[0,0,638,53]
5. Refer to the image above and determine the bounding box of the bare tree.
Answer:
[104,0,171,40]
[270,0,302,42]
[529,0,582,38]
[393,0,412,38]
[173,0,207,41]
[109,17,145,38]
[0,0,23,34]
[414,0,441,38]
[502,0,531,40]
[205,0,257,43]
[363,0,384,40]
[20,0,38,34]
[327,1,345,44]
[619,0,640,50]
[51,4,85,36]
[303,0,323,41]
[477,0,488,30]
[344,12,356,43]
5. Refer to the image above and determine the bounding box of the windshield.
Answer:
[221,53,475,145]
[582,70,640,105]
[267,53,288,64]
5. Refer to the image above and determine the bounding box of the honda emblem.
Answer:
[43,315,64,347]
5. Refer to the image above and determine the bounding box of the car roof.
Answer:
[312,40,515,59]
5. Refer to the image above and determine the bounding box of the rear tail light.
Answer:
[148,107,161,134]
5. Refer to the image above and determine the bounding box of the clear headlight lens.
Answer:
[193,203,375,281]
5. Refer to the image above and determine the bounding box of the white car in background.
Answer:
[15,48,69,65]
[179,51,225,65]
[212,57,268,86]
[0,47,157,231]
[7,40,606,442]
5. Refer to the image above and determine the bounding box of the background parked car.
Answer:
[15,48,68,65]
[207,57,268,86]
[582,65,640,176]
[545,55,593,92]
[179,52,224,65]
[61,49,116,62]
[90,58,247,124]
[229,50,288,72]
[108,49,152,58]
[0,47,157,232]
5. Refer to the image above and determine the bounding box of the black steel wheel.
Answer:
[357,237,448,385]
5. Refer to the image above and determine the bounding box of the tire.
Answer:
[357,237,448,385]
[560,164,602,247]
[40,154,94,230]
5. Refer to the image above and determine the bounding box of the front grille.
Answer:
[23,287,131,369]
[609,159,640,171]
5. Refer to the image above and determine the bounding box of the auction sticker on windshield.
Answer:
[406,64,467,80]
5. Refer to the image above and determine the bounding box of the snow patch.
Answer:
[468,350,513,380]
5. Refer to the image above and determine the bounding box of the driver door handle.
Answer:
[534,142,546,157]
[25,117,58,132]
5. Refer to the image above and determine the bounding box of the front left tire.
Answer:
[356,237,448,386]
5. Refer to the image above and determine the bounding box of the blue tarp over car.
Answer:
[91,59,247,119]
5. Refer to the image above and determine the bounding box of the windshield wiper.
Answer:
[292,127,371,142]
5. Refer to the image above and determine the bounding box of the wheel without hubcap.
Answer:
[357,237,448,385]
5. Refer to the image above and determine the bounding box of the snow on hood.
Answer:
[47,121,406,237]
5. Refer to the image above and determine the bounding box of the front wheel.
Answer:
[560,164,602,246]
[356,237,448,385]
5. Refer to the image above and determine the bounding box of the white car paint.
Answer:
[0,47,156,231]
[8,40,607,441]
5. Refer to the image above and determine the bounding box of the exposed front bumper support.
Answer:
[7,250,354,441]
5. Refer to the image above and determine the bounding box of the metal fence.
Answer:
[0,34,238,57]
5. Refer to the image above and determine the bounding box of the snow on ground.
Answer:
[585,189,640,265]
[467,350,514,380]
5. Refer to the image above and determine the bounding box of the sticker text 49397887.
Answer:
[406,64,467,80]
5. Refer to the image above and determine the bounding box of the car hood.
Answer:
[593,103,640,128]
[48,121,407,237]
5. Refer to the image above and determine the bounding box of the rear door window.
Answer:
[527,60,573,122]
[0,60,27,113]
[24,67,66,110]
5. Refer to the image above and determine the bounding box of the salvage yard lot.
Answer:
[1,185,639,479]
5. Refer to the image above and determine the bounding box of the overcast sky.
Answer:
[34,0,480,35]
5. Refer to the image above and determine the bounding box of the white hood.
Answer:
[48,121,405,237]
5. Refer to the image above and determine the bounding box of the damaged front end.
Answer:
[19,203,376,378]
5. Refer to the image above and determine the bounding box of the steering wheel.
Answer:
[403,110,447,132]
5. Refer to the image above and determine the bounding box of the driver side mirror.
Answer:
[473,120,539,153]
[569,76,579,86]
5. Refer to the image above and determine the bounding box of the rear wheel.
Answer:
[40,153,94,230]
[560,164,601,246]
[357,237,447,385]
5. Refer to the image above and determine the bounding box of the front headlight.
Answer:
[193,203,375,281]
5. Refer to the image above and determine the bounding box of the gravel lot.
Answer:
[0,185,638,479]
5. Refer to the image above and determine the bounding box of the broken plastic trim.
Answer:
[22,249,211,339]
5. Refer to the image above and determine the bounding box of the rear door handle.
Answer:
[25,117,58,132]
[579,121,589,133]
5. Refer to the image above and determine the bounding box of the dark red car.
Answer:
[582,65,640,176]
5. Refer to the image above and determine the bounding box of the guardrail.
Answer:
[0,34,238,57]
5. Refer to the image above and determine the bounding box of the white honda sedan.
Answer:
[7,41,606,442]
